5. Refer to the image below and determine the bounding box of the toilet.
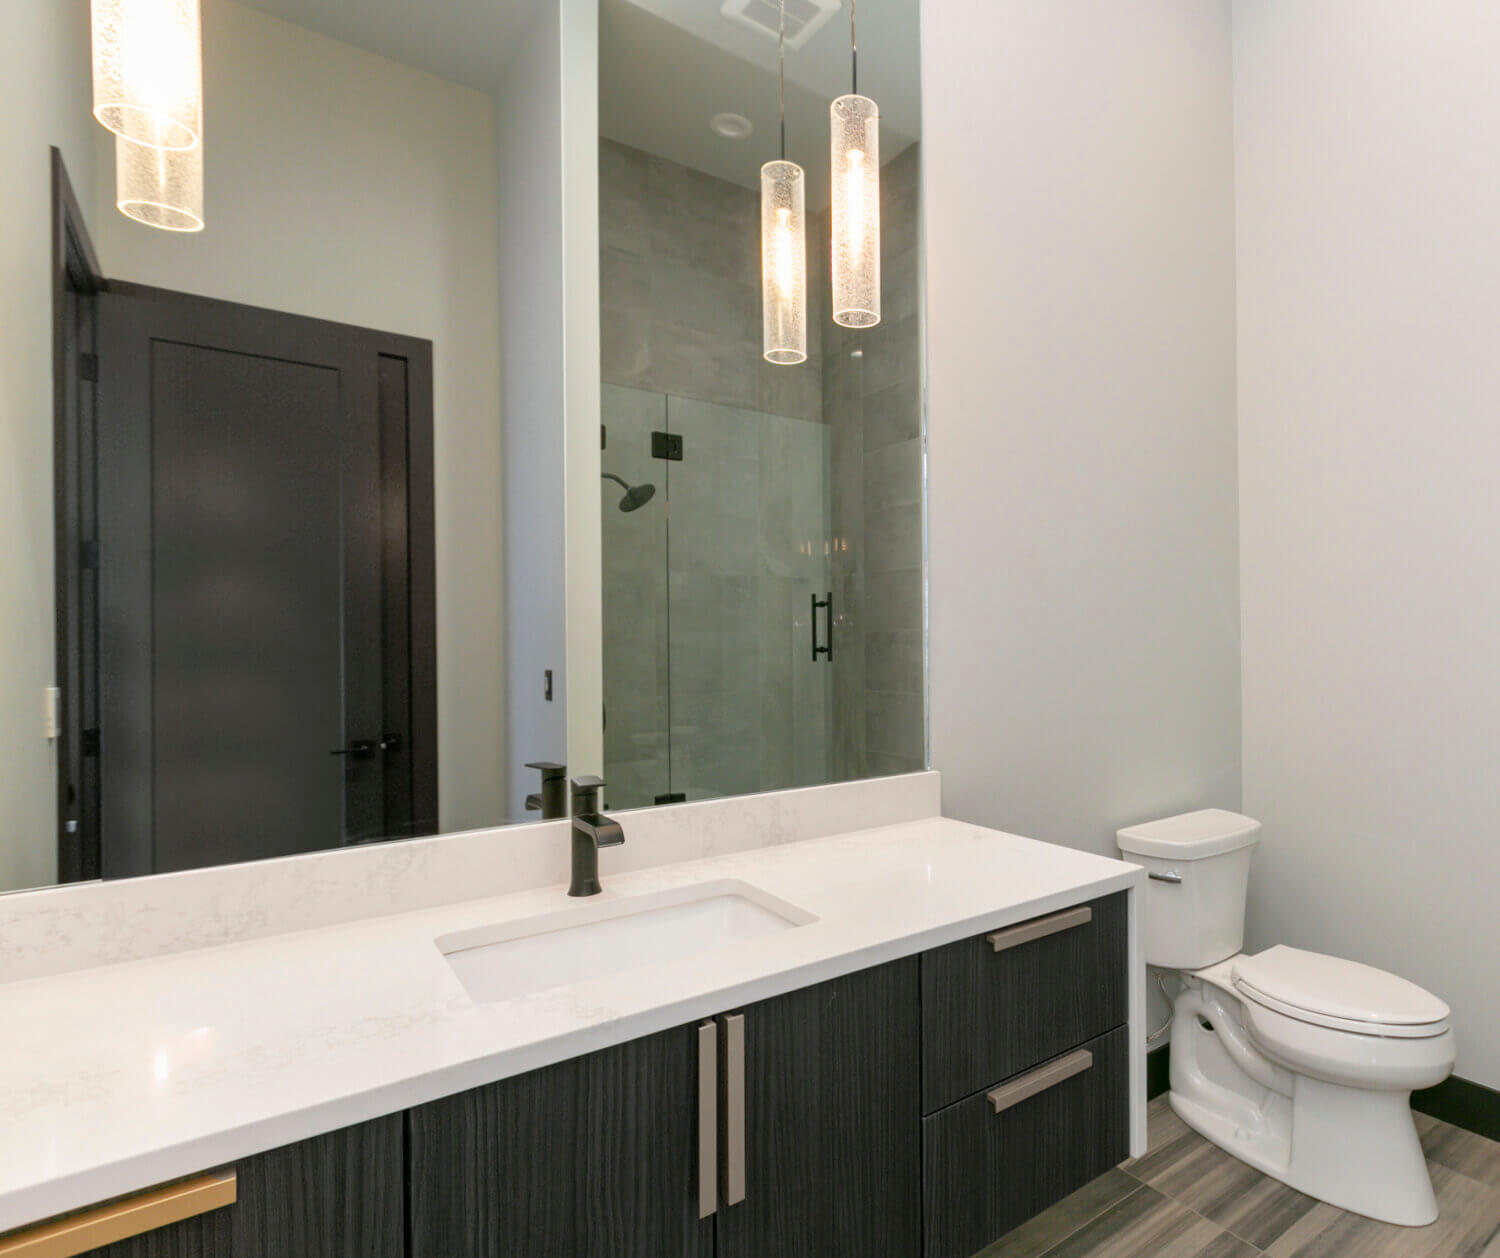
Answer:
[1118,809,1454,1227]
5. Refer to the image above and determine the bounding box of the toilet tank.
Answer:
[1117,809,1260,970]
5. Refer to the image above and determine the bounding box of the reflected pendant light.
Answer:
[91,0,204,151]
[762,1,807,366]
[116,130,204,232]
[831,0,880,328]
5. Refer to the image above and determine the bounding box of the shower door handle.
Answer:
[811,592,833,663]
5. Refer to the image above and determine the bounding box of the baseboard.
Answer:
[1147,1044,1170,1101]
[1413,1073,1500,1144]
[1149,1041,1499,1144]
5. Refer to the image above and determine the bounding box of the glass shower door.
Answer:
[600,384,669,809]
[665,397,832,801]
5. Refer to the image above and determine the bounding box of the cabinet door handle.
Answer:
[986,904,1092,952]
[697,1021,718,1219]
[718,1013,747,1206]
[0,1171,236,1258]
[987,1049,1093,1115]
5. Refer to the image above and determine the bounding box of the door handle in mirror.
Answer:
[329,740,375,760]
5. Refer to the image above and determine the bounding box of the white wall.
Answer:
[85,0,507,835]
[499,2,570,816]
[1235,0,1500,1090]
[561,0,604,785]
[924,0,1242,856]
[0,1,97,893]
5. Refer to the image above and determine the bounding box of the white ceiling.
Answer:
[232,0,546,92]
[600,0,920,209]
[229,0,921,205]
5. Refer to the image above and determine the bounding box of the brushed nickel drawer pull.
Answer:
[987,1049,1094,1115]
[718,1013,747,1206]
[698,1021,718,1219]
[0,1170,236,1258]
[986,904,1092,952]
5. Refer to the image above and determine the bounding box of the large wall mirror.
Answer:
[0,0,926,896]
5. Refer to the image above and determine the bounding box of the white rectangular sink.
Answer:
[438,880,817,1004]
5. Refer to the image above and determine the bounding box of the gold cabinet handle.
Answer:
[0,1171,236,1258]
[986,904,1092,952]
[987,1049,1093,1115]
[698,1021,718,1219]
[717,1013,746,1207]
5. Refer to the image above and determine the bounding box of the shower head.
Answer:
[602,472,657,513]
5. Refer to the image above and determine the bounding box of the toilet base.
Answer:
[1169,982,1438,1227]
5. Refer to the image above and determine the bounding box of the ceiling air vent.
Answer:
[720,0,841,52]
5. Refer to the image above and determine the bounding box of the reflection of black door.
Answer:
[91,283,436,877]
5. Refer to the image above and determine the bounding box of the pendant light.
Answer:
[762,0,807,366]
[831,0,880,328]
[116,131,204,232]
[91,0,203,151]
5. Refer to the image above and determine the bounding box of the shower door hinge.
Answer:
[79,353,99,382]
[651,431,683,461]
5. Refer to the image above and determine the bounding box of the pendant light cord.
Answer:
[850,0,858,96]
[778,0,787,161]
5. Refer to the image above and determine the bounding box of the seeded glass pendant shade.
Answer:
[117,131,204,232]
[831,93,881,329]
[761,1,807,366]
[762,160,808,365]
[92,0,204,151]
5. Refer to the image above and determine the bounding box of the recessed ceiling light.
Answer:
[711,113,754,141]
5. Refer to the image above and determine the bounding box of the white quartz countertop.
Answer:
[0,817,1141,1232]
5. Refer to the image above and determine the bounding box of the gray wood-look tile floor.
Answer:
[978,1096,1500,1258]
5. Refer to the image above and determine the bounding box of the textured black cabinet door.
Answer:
[715,958,922,1258]
[232,1116,404,1257]
[921,892,1128,1112]
[407,1024,714,1258]
[74,1115,402,1258]
[922,1025,1130,1258]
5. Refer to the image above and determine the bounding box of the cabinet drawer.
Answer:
[921,1025,1129,1258]
[921,892,1126,1113]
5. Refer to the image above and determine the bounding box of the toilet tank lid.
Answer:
[1116,809,1260,859]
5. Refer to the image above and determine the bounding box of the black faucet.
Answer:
[569,777,624,897]
[524,761,568,820]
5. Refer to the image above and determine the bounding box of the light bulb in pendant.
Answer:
[762,160,807,365]
[117,130,204,232]
[831,94,880,328]
[92,0,204,151]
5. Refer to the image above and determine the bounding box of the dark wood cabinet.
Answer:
[715,958,921,1258]
[73,1117,402,1258]
[922,1026,1130,1258]
[407,1024,714,1258]
[921,892,1128,1113]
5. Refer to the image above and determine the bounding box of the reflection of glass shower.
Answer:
[602,383,832,809]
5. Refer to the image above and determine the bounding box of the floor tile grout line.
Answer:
[1030,1183,1152,1258]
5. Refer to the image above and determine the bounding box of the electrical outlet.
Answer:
[42,687,61,741]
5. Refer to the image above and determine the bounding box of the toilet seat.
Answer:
[1232,946,1450,1039]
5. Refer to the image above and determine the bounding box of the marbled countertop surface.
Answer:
[0,816,1140,1232]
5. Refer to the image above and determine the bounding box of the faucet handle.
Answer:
[526,761,567,780]
[570,776,606,813]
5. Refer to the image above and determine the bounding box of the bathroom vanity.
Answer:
[0,779,1144,1258]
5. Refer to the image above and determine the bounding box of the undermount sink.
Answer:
[438,880,817,1004]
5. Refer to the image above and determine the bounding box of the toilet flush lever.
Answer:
[1149,870,1184,884]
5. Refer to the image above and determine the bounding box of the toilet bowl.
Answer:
[1119,811,1455,1227]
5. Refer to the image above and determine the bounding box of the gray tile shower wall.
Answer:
[822,143,926,782]
[599,138,924,801]
[599,139,825,421]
